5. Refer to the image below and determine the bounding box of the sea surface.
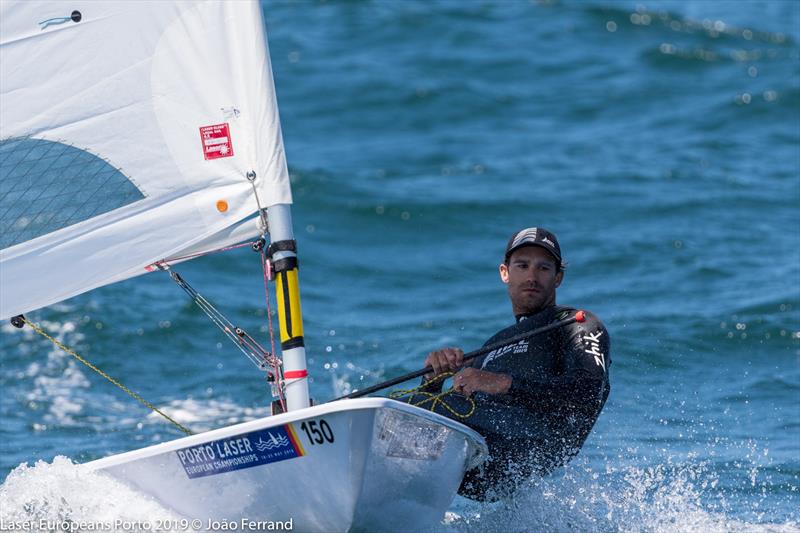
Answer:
[1,1,799,531]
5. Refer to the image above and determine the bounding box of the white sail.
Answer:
[0,0,291,320]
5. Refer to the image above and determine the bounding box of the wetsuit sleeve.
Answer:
[419,336,498,393]
[507,312,610,415]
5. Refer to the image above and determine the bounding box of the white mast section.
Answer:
[267,205,310,411]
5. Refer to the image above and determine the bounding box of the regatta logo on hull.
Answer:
[176,424,305,479]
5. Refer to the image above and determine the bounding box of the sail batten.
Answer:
[0,0,291,319]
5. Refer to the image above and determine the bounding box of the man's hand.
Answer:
[424,347,464,379]
[453,367,512,396]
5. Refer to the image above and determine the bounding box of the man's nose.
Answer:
[532,268,549,283]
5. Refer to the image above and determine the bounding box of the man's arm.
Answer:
[418,347,464,393]
[421,344,514,396]
[506,311,610,412]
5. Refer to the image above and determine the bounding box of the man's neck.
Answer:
[515,304,556,323]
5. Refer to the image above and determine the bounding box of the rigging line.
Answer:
[192,295,268,369]
[187,292,268,367]
[388,372,476,420]
[172,279,269,369]
[165,268,276,373]
[20,317,192,435]
[235,327,279,368]
[245,171,269,232]
[261,250,285,411]
[159,241,255,266]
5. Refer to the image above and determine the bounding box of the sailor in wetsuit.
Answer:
[415,227,610,501]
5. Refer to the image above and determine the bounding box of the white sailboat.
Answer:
[0,1,487,530]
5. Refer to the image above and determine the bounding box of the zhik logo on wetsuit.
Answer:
[582,330,605,371]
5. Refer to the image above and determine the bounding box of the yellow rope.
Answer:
[23,318,192,436]
[389,371,476,419]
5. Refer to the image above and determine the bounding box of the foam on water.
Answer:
[0,457,186,532]
[3,319,95,430]
[151,397,270,433]
[446,457,799,533]
[1,451,796,533]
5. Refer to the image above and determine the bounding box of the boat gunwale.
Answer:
[83,397,488,471]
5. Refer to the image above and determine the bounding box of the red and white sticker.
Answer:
[199,123,234,160]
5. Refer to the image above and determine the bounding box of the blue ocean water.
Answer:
[1,0,799,531]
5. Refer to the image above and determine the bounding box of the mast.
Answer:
[267,204,310,410]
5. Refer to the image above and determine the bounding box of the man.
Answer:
[412,227,610,501]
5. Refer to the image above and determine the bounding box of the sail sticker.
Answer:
[199,123,234,160]
[175,424,305,479]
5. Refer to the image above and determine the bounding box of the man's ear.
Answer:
[554,270,564,288]
[499,263,510,284]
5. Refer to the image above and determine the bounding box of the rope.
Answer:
[389,372,476,419]
[147,227,285,406]
[261,249,285,411]
[245,171,269,232]
[159,241,254,265]
[21,317,192,435]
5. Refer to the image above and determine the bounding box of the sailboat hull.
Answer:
[84,398,487,532]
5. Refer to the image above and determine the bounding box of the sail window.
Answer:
[0,137,145,249]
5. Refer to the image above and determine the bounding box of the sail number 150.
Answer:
[300,419,334,445]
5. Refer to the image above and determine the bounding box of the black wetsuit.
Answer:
[410,305,610,501]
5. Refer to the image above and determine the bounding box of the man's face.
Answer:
[499,246,563,316]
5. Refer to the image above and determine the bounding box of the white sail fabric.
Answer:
[0,0,291,319]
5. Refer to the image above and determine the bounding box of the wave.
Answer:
[583,3,795,47]
[147,398,270,434]
[3,451,796,533]
[445,455,799,532]
[0,457,185,531]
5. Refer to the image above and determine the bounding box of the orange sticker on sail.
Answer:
[216,200,228,212]
[200,123,234,160]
